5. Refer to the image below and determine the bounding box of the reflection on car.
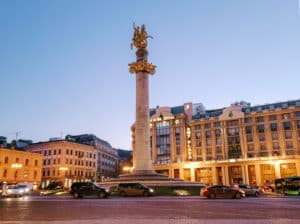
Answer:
[70,182,109,199]
[40,181,66,195]
[200,185,245,199]
[231,184,260,197]
[116,183,154,197]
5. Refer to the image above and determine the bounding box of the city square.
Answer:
[1,1,300,223]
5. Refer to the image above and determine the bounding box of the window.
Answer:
[216,146,222,154]
[206,139,212,146]
[16,158,19,163]
[295,111,300,117]
[66,149,69,155]
[195,132,201,139]
[58,149,61,154]
[246,135,253,142]
[257,125,265,133]
[4,157,8,164]
[259,133,265,141]
[214,122,221,127]
[272,132,278,140]
[286,141,293,149]
[270,123,277,131]
[215,129,221,137]
[227,120,238,126]
[297,121,300,129]
[54,149,56,155]
[245,126,252,134]
[25,159,29,166]
[3,169,7,178]
[256,116,264,123]
[273,142,280,150]
[247,144,254,152]
[244,117,252,123]
[195,125,201,130]
[196,140,201,147]
[34,171,37,180]
[269,115,277,121]
[205,131,211,138]
[48,159,50,165]
[35,160,38,166]
[284,131,292,139]
[260,143,267,151]
[283,122,291,130]
[204,123,211,129]
[216,137,222,145]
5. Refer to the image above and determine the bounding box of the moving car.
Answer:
[200,185,245,199]
[116,183,154,197]
[5,185,26,197]
[231,184,260,197]
[40,181,67,195]
[70,182,109,199]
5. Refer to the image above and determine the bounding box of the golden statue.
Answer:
[131,23,153,50]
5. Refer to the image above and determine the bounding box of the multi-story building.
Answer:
[26,140,97,188]
[0,147,42,185]
[132,99,300,186]
[66,134,119,181]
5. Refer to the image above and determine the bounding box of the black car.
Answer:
[70,182,109,199]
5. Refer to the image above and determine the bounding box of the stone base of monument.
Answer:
[117,170,178,181]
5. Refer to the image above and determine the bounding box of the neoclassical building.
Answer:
[132,99,300,186]
[0,147,43,185]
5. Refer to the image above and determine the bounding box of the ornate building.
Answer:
[0,147,42,185]
[132,99,300,186]
[26,140,97,188]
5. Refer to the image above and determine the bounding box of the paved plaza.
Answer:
[1,195,300,224]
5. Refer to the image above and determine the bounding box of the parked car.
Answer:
[70,182,109,199]
[200,185,245,199]
[5,185,26,197]
[231,184,260,197]
[116,183,154,197]
[17,184,31,195]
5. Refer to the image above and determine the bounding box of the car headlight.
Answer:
[7,189,12,193]
[149,188,154,193]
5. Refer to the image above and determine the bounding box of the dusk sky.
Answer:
[1,0,299,150]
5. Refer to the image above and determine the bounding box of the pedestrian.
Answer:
[2,181,7,197]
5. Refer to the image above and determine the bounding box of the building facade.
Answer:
[132,99,300,186]
[0,147,43,185]
[26,140,97,188]
[66,134,119,181]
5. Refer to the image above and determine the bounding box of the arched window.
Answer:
[16,157,19,163]
[4,157,9,164]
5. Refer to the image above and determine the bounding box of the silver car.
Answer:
[5,185,26,197]
[231,184,260,197]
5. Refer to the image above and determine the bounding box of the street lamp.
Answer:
[11,163,23,183]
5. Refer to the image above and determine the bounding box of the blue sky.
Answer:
[0,0,299,150]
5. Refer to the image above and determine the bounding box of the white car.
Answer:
[5,185,26,197]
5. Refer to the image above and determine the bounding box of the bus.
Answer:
[275,176,300,195]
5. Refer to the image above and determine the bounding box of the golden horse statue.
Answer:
[131,23,153,49]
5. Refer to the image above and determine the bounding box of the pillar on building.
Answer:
[255,164,262,186]
[274,162,281,179]
[223,166,229,185]
[244,165,249,185]
[211,166,218,185]
[179,167,184,180]
[190,168,195,182]
[296,162,300,176]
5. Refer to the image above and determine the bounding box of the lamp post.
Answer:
[59,167,69,188]
[11,163,22,183]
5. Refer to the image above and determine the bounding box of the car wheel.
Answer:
[120,191,126,197]
[143,191,150,197]
[98,191,106,199]
[283,189,288,195]
[235,193,241,199]
[73,192,80,199]
[254,191,259,197]
[208,193,216,199]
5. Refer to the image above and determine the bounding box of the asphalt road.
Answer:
[1,195,300,224]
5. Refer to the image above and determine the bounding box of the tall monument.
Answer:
[119,24,168,180]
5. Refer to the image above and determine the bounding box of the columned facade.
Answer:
[132,99,300,187]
